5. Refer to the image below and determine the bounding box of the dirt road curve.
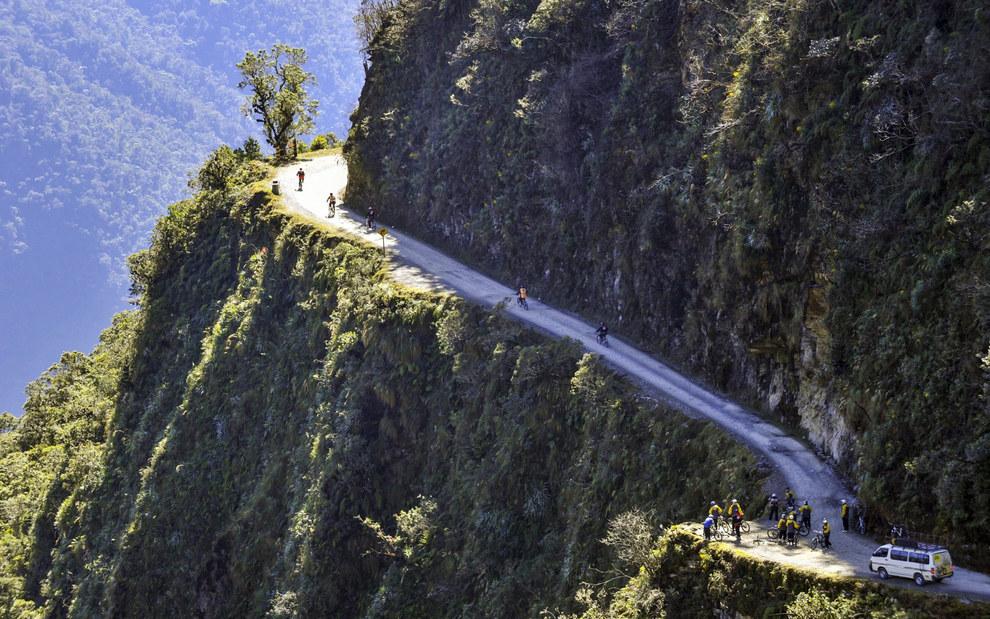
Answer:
[277,156,990,602]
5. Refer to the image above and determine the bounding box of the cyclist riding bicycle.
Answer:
[296,167,305,191]
[326,192,337,217]
[596,321,609,345]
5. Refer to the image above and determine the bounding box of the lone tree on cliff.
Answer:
[236,44,318,161]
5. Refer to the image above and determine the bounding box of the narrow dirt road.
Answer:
[277,156,990,602]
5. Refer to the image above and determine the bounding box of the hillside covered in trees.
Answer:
[1,142,986,617]
[345,0,990,550]
[0,152,770,616]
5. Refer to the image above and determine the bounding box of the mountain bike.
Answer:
[810,531,828,550]
[720,518,750,536]
[702,526,725,542]
[766,527,781,541]
[596,332,609,346]
[327,199,336,218]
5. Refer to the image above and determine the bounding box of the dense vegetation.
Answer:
[345,0,990,548]
[550,527,988,618]
[0,154,766,616]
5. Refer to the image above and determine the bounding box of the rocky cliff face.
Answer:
[346,0,990,545]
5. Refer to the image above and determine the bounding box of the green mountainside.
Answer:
[2,159,766,616]
[1,152,986,615]
[345,0,990,549]
[3,0,990,614]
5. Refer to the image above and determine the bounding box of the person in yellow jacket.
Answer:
[799,500,812,530]
[786,515,800,545]
[726,499,744,518]
[709,500,723,523]
[840,499,849,531]
[822,519,832,549]
[777,516,788,544]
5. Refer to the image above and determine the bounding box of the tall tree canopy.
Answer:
[237,44,318,161]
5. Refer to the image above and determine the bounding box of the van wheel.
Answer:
[877,567,889,580]
[913,573,926,586]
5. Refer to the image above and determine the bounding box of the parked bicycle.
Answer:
[810,531,829,550]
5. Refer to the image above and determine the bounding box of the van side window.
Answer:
[872,548,888,558]
[890,549,909,562]
[910,552,929,565]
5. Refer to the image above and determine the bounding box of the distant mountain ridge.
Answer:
[0,0,363,415]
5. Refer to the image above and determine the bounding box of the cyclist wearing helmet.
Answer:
[768,493,779,521]
[708,500,723,525]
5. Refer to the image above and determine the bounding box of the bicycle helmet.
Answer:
[771,493,777,498]
[841,499,846,503]
[710,501,716,506]
[822,519,828,523]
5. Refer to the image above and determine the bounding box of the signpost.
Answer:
[378,227,388,255]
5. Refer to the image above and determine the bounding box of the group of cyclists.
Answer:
[704,490,845,551]
[295,167,377,229]
[703,498,747,541]
[302,166,618,343]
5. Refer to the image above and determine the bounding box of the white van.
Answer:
[869,542,953,586]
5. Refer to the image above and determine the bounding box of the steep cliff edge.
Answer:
[0,160,766,616]
[345,0,990,547]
